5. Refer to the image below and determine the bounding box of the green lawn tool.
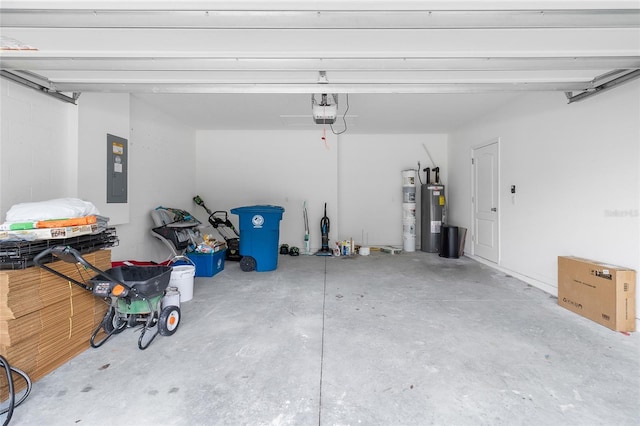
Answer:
[34,246,180,350]
[193,195,242,261]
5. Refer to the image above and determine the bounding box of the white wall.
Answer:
[448,80,640,321]
[338,134,448,247]
[0,86,196,263]
[111,95,197,262]
[77,93,130,225]
[195,130,339,251]
[195,131,446,251]
[77,94,197,262]
[0,79,78,219]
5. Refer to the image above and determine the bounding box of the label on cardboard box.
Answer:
[0,224,98,241]
[558,256,636,332]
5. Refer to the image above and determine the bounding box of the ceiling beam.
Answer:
[2,56,639,72]
[47,81,595,94]
[1,9,639,29]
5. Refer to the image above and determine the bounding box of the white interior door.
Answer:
[473,141,499,263]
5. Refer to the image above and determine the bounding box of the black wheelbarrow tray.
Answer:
[34,246,181,350]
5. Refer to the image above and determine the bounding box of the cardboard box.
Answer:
[558,256,636,332]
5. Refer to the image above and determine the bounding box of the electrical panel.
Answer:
[106,134,128,203]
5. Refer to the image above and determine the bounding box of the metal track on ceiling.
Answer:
[1,9,639,29]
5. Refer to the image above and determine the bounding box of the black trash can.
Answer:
[439,225,460,259]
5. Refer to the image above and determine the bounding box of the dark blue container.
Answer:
[230,205,285,272]
[186,249,226,277]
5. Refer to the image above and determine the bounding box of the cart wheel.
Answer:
[158,306,181,336]
[240,256,256,272]
[103,307,127,334]
[127,314,140,327]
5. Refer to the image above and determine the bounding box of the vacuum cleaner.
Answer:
[315,203,332,256]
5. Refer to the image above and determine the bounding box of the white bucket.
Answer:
[402,186,416,203]
[402,169,417,187]
[359,246,370,256]
[169,264,196,302]
[402,220,416,236]
[403,233,416,252]
[402,215,416,224]
[402,203,416,220]
[162,286,181,308]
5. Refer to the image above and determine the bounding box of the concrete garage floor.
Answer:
[7,252,639,425]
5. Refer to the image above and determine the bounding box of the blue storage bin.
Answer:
[230,205,284,272]
[186,249,226,277]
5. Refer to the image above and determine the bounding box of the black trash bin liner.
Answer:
[440,225,460,259]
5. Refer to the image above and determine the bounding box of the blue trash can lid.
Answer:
[231,205,285,214]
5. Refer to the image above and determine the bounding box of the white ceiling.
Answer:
[1,1,639,133]
[131,92,524,133]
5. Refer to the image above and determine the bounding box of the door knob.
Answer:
[491,207,497,212]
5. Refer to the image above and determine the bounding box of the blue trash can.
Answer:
[230,205,285,272]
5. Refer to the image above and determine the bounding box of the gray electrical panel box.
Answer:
[106,134,128,203]
[420,184,445,252]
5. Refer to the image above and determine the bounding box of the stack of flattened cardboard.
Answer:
[0,250,110,399]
